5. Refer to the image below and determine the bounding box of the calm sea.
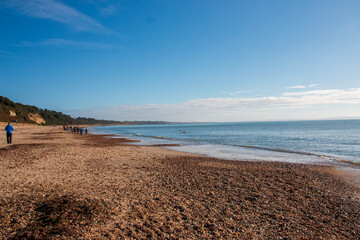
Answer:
[91,120,360,166]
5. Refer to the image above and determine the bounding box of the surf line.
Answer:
[234,144,359,166]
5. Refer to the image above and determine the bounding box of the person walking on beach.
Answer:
[4,122,14,144]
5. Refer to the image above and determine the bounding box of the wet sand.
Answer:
[0,125,359,239]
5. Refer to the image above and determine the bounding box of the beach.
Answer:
[1,125,359,239]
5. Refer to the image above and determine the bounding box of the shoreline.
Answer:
[1,126,359,238]
[91,127,360,187]
[89,124,360,168]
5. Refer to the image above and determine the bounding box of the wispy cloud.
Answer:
[75,88,360,121]
[340,22,359,33]
[226,90,254,96]
[39,38,122,50]
[0,50,15,57]
[286,85,306,89]
[308,84,319,88]
[14,38,122,50]
[100,5,117,17]
[78,0,120,17]
[282,89,342,97]
[1,0,114,34]
[286,84,319,89]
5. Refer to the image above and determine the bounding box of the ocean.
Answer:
[91,120,360,166]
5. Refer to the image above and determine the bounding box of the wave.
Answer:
[141,135,360,166]
[148,135,177,141]
[235,144,318,156]
[228,144,360,166]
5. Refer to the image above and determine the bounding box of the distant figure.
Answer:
[85,128,88,135]
[80,128,83,135]
[4,122,14,144]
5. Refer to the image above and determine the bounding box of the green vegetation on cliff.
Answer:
[0,96,167,125]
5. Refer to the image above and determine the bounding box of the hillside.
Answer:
[0,96,166,126]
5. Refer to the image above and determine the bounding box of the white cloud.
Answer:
[282,89,342,97]
[227,90,254,96]
[74,88,360,122]
[286,84,319,89]
[1,0,114,34]
[286,85,306,89]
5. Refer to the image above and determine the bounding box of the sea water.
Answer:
[91,120,360,166]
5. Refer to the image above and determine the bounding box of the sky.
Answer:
[1,0,360,122]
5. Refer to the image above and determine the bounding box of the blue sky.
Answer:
[1,0,360,122]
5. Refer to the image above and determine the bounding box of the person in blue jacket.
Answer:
[5,122,14,144]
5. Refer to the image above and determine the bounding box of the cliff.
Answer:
[0,96,169,126]
[0,96,119,125]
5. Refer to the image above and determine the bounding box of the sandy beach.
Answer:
[0,124,359,239]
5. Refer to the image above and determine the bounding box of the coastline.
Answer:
[1,126,359,238]
[91,125,360,185]
[90,121,360,167]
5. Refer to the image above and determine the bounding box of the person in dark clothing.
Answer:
[4,122,14,144]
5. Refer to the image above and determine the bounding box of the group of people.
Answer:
[4,123,90,145]
[63,125,88,135]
